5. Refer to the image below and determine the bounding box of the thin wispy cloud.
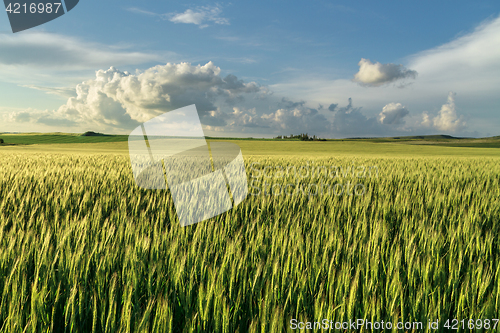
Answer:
[408,15,500,93]
[126,7,158,16]
[214,35,263,47]
[128,4,229,28]
[214,36,241,42]
[0,32,177,89]
[217,57,258,64]
[0,32,164,69]
[21,85,77,98]
[169,5,229,27]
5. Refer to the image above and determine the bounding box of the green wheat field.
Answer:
[0,134,499,332]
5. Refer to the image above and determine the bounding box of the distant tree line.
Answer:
[274,133,326,141]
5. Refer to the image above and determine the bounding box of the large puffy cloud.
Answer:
[379,103,409,125]
[9,62,267,132]
[353,58,418,87]
[423,92,466,133]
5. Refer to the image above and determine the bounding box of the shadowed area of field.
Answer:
[0,132,129,145]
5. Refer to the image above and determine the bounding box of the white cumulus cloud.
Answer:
[421,112,432,128]
[431,92,466,132]
[7,62,266,132]
[379,103,409,125]
[353,58,418,87]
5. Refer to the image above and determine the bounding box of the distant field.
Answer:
[2,132,500,148]
[1,133,500,157]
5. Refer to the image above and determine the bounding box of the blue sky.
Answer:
[1,0,499,137]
